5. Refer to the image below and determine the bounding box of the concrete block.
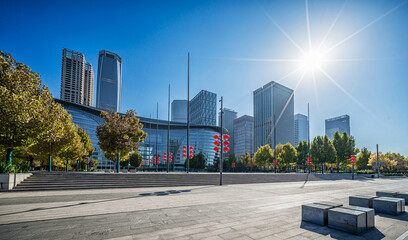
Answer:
[396,192,408,205]
[372,197,404,215]
[302,204,335,226]
[328,207,366,234]
[0,173,32,190]
[349,195,378,208]
[376,191,398,198]
[341,206,375,229]
[314,201,343,208]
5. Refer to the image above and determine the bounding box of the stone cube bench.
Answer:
[349,195,378,208]
[302,203,335,226]
[372,197,405,215]
[328,207,366,234]
[342,206,375,229]
[376,191,398,198]
[396,192,408,205]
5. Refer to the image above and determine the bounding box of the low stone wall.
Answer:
[0,173,32,190]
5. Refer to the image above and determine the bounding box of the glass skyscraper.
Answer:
[171,100,188,123]
[294,113,309,146]
[325,115,350,139]
[233,115,254,157]
[96,50,122,112]
[253,81,294,151]
[190,90,217,126]
[56,99,223,170]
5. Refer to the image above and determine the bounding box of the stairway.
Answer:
[13,172,366,191]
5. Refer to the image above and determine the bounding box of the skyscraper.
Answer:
[253,81,294,151]
[218,108,237,155]
[60,48,93,106]
[96,50,122,112]
[171,100,188,123]
[294,113,309,145]
[83,62,94,106]
[325,115,350,139]
[190,90,217,126]
[233,115,254,157]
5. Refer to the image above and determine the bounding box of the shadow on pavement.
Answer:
[300,221,385,240]
[0,186,212,218]
[376,212,408,222]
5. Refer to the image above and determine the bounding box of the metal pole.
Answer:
[149,114,151,172]
[273,114,277,173]
[220,96,223,185]
[308,103,311,174]
[167,84,170,173]
[352,163,355,180]
[156,103,158,172]
[377,144,380,178]
[187,52,190,173]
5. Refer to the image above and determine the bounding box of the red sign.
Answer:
[306,157,311,165]
[232,163,235,168]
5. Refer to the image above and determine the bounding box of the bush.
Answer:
[356,170,376,174]
[0,162,30,173]
[382,173,405,176]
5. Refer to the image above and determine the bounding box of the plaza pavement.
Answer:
[0,176,408,239]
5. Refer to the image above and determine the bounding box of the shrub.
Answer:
[0,162,30,173]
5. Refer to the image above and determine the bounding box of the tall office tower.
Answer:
[233,115,254,157]
[83,62,94,106]
[294,113,309,146]
[253,81,294,151]
[171,100,188,122]
[60,48,86,105]
[96,50,122,112]
[190,90,217,126]
[325,115,350,139]
[218,108,237,155]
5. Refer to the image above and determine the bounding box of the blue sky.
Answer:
[1,0,408,156]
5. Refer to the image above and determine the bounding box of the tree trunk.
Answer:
[117,152,120,173]
[6,148,13,164]
[66,160,68,172]
[337,162,339,173]
[48,154,52,172]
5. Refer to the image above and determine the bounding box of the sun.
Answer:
[301,51,323,71]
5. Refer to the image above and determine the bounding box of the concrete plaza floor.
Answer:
[0,177,408,239]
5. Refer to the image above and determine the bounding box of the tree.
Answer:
[254,145,273,171]
[77,127,95,168]
[368,152,396,171]
[185,152,206,170]
[332,132,355,172]
[240,152,251,167]
[57,123,86,172]
[129,152,142,168]
[356,148,371,170]
[385,153,407,170]
[0,51,54,163]
[96,110,147,173]
[225,154,237,172]
[277,143,297,172]
[311,136,324,171]
[295,141,309,167]
[321,135,336,173]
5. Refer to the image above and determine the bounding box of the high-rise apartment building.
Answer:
[294,113,309,145]
[253,81,294,151]
[325,115,350,139]
[190,90,217,126]
[83,63,94,106]
[60,48,93,106]
[171,100,188,123]
[233,115,254,157]
[218,108,237,155]
[96,50,122,112]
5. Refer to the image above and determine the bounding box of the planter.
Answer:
[0,173,32,190]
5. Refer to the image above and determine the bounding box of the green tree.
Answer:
[295,141,309,167]
[277,143,297,172]
[129,152,142,168]
[368,152,396,171]
[57,123,87,171]
[356,148,371,170]
[254,145,273,171]
[0,51,54,163]
[240,152,251,167]
[321,135,336,173]
[332,132,355,172]
[77,127,95,168]
[311,136,324,171]
[225,154,237,172]
[96,110,147,173]
[385,152,407,170]
[185,152,206,170]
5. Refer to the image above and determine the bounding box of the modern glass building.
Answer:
[55,99,224,170]
[325,115,350,139]
[218,108,237,155]
[253,81,294,151]
[60,48,93,107]
[233,115,254,157]
[190,90,217,126]
[171,100,187,123]
[96,50,122,112]
[294,113,309,146]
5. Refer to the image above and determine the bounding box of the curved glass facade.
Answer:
[55,99,224,170]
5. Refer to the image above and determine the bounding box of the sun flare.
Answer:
[301,51,323,71]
